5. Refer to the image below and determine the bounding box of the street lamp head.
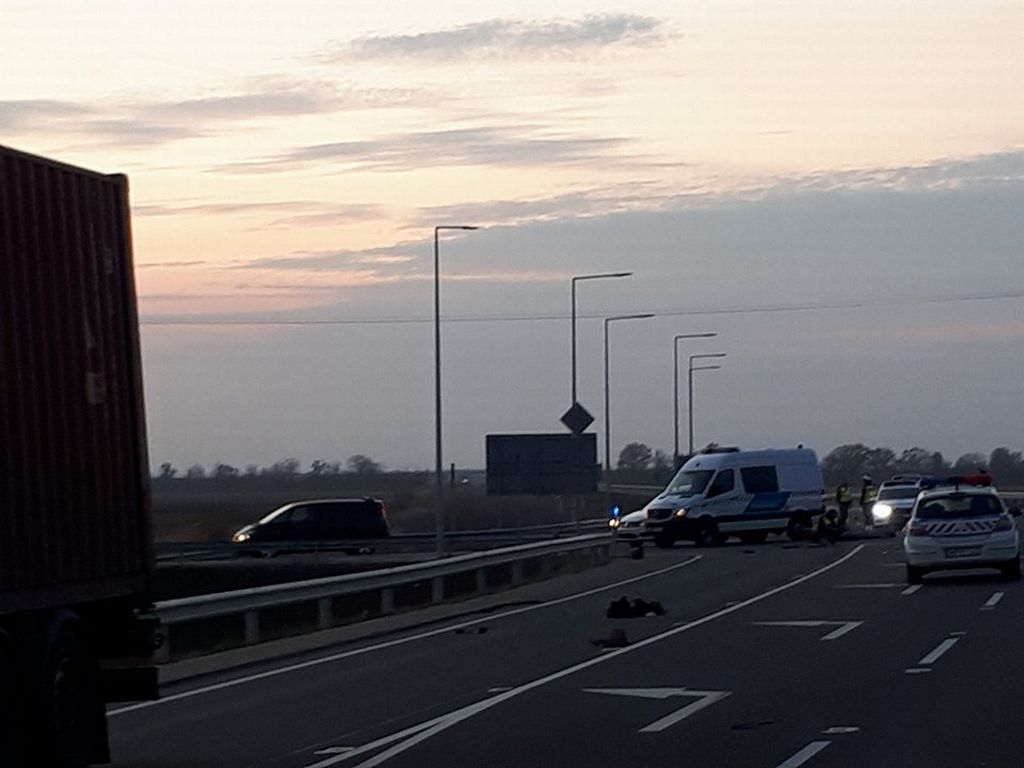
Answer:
[435,224,479,233]
[675,332,717,342]
[573,271,633,282]
[691,352,727,362]
[692,364,721,371]
[608,312,655,322]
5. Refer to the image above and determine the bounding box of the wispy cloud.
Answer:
[328,14,666,62]
[133,199,384,227]
[216,125,627,174]
[0,81,423,149]
[238,244,421,272]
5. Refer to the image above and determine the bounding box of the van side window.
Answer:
[706,469,735,498]
[742,466,779,494]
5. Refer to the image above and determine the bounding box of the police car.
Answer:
[872,475,931,534]
[903,477,1021,583]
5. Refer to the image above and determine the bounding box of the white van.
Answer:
[640,447,825,547]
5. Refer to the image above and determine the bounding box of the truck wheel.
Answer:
[786,514,811,541]
[33,620,99,768]
[694,520,720,548]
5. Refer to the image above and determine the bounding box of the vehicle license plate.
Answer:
[945,546,982,558]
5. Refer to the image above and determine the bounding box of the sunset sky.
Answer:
[4,0,1023,471]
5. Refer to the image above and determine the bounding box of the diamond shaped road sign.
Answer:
[560,401,594,435]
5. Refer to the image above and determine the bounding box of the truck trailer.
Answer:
[0,145,160,767]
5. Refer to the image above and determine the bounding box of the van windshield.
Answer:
[665,469,714,496]
[257,506,291,525]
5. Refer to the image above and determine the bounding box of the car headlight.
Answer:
[872,503,893,521]
[674,507,688,517]
[608,518,620,529]
[232,531,251,543]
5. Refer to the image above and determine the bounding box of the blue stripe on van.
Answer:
[744,492,791,514]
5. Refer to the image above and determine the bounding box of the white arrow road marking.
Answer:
[753,620,863,641]
[583,687,731,733]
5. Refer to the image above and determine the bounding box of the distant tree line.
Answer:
[611,442,1024,489]
[155,454,386,481]
[820,444,1024,487]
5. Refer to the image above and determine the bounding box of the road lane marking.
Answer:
[487,686,512,692]
[752,620,863,641]
[900,584,922,596]
[918,636,961,665]
[822,726,859,734]
[315,748,355,755]
[303,545,865,768]
[582,688,731,733]
[775,741,831,768]
[905,668,931,674]
[838,583,900,589]
[110,555,704,716]
[982,591,1004,610]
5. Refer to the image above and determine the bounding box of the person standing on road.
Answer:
[859,475,876,527]
[836,481,852,526]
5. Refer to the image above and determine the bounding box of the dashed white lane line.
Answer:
[303,545,866,768]
[918,636,961,666]
[838,583,901,589]
[110,555,704,716]
[904,667,931,675]
[982,591,1005,610]
[822,726,860,735]
[900,584,923,596]
[775,740,831,768]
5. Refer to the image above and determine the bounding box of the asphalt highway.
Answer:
[108,537,1024,767]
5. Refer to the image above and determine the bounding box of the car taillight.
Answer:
[994,516,1013,532]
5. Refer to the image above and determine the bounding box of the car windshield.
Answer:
[915,494,1004,519]
[878,487,920,501]
[665,470,714,496]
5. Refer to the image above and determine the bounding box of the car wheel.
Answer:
[1001,559,1021,580]
[906,565,924,584]
[694,520,720,548]
[787,514,811,542]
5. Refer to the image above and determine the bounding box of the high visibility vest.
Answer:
[837,486,851,503]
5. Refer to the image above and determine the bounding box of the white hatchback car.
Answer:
[903,485,1021,583]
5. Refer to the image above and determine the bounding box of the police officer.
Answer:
[836,480,852,526]
[859,475,876,527]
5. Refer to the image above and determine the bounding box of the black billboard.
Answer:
[486,433,599,495]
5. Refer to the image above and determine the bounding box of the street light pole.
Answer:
[673,333,717,463]
[570,272,632,404]
[603,313,654,472]
[688,353,726,455]
[434,224,478,556]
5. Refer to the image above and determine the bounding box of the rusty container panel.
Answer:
[0,145,152,614]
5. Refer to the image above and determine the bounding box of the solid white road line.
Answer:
[982,591,1004,610]
[918,636,961,665]
[304,545,866,768]
[752,620,863,641]
[775,740,831,768]
[110,554,703,716]
[900,584,922,596]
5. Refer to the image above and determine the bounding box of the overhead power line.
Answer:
[139,289,1024,327]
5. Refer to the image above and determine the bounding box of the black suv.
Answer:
[232,498,390,546]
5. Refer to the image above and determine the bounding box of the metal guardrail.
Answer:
[154,519,609,561]
[154,533,613,658]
